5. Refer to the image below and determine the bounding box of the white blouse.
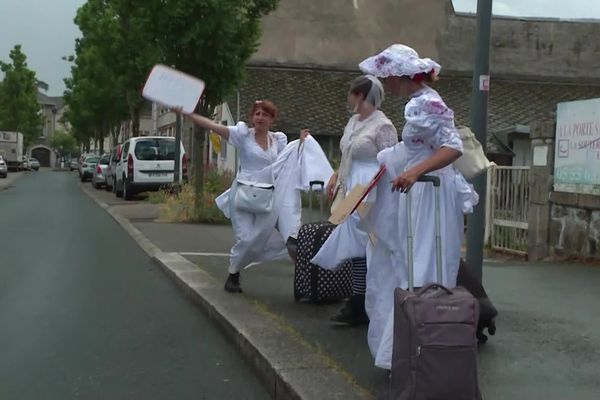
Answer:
[402,87,463,169]
[227,122,287,180]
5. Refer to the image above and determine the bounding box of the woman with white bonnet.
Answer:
[312,75,398,325]
[357,44,480,369]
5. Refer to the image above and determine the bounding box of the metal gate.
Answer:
[490,166,530,255]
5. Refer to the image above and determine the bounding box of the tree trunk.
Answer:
[192,102,214,213]
[192,124,206,213]
[112,126,120,147]
[132,107,140,137]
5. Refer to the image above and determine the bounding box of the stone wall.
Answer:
[439,14,600,81]
[254,0,600,81]
[528,118,600,261]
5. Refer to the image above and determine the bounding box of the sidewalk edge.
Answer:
[79,183,374,400]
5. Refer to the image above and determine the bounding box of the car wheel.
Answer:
[80,175,86,182]
[94,182,101,189]
[115,178,123,198]
[123,180,133,200]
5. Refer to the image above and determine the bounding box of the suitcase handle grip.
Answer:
[419,283,453,296]
[417,175,440,187]
[309,180,324,188]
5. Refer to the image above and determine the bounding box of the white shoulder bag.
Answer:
[453,126,494,180]
[234,134,276,214]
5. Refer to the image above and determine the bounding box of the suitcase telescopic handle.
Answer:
[308,180,325,220]
[417,175,440,187]
[407,174,443,292]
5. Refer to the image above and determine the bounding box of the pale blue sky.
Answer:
[0,0,597,96]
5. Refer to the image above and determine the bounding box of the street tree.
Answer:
[0,45,42,148]
[50,130,78,159]
[64,0,130,152]
[156,0,279,204]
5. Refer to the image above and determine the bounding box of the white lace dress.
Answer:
[363,86,479,370]
[311,110,398,268]
[215,122,334,273]
[216,122,288,273]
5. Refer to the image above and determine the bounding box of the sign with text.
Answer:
[142,65,205,114]
[554,98,600,195]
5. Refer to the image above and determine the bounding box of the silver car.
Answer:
[29,157,40,171]
[80,155,100,182]
[91,154,110,189]
[0,156,7,178]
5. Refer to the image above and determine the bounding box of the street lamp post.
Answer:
[466,0,493,283]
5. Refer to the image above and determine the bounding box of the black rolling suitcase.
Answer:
[293,181,354,303]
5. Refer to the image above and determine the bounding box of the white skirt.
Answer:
[310,160,379,269]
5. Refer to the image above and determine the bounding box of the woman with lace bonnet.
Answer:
[358,44,480,370]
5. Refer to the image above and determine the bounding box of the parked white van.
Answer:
[114,136,187,200]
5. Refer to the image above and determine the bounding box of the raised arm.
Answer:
[185,113,230,141]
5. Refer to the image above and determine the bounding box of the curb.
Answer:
[79,182,374,400]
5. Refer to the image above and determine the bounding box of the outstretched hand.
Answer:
[171,106,187,116]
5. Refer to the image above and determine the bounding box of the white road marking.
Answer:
[180,252,230,257]
[353,0,359,9]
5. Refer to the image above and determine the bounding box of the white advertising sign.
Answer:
[142,65,205,114]
[554,98,600,195]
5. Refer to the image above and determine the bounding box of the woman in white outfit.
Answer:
[183,100,310,293]
[321,75,398,325]
[358,44,479,369]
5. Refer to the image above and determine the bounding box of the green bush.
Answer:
[153,167,234,224]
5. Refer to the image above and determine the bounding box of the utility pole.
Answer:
[466,0,493,283]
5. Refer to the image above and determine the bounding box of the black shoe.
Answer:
[286,236,298,264]
[477,298,498,344]
[330,295,369,325]
[224,273,242,293]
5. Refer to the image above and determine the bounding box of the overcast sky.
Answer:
[0,0,599,97]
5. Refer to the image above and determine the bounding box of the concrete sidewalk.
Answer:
[80,180,600,400]
[0,171,25,191]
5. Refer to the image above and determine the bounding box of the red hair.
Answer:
[248,100,278,120]
[411,70,439,84]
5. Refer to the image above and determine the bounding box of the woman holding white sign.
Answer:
[182,100,330,293]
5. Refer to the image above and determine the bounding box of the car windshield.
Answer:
[85,157,99,164]
[99,155,110,164]
[134,139,176,161]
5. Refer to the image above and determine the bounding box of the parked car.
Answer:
[0,156,7,178]
[78,152,98,177]
[104,144,121,192]
[28,157,40,171]
[80,154,100,182]
[91,154,110,189]
[69,158,79,171]
[114,136,187,200]
[19,156,29,171]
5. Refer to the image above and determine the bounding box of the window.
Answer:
[121,142,130,160]
[134,139,176,161]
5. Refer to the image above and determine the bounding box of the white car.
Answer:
[0,156,7,178]
[114,136,187,200]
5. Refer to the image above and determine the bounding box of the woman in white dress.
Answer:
[358,44,480,369]
[317,75,398,325]
[183,100,311,293]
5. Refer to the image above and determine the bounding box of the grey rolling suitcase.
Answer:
[391,176,482,400]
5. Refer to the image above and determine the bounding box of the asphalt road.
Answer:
[0,170,270,400]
